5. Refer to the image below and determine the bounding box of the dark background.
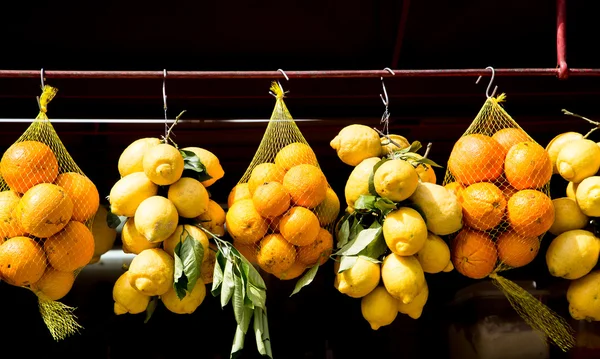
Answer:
[0,0,600,358]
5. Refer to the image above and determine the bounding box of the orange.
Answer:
[273,261,306,280]
[460,182,506,231]
[44,221,95,272]
[15,183,73,238]
[448,134,505,185]
[491,128,530,153]
[279,206,320,246]
[256,234,296,276]
[496,230,540,268]
[0,140,59,194]
[504,141,552,190]
[499,181,519,201]
[0,191,27,241]
[451,229,498,279]
[507,189,554,238]
[297,228,333,266]
[444,182,465,201]
[252,182,291,218]
[247,163,286,195]
[283,164,327,209]
[225,199,268,245]
[227,183,251,208]
[274,142,318,171]
[234,240,259,265]
[54,172,100,222]
[0,236,46,286]
[31,268,75,300]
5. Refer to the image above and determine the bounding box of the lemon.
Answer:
[556,139,600,183]
[566,181,579,200]
[118,137,161,177]
[575,176,600,217]
[381,254,425,304]
[167,177,209,218]
[344,157,380,208]
[181,147,225,187]
[201,243,217,284]
[90,205,117,263]
[408,182,463,236]
[397,282,429,319]
[548,197,589,236]
[143,143,185,185]
[330,124,382,166]
[380,134,410,157]
[567,270,600,321]
[109,172,158,217]
[113,271,151,315]
[415,232,451,274]
[121,217,160,254]
[128,248,174,296]
[197,200,226,236]
[315,187,341,226]
[545,132,584,174]
[163,224,209,262]
[361,286,398,330]
[161,280,206,314]
[134,196,179,243]
[407,154,437,184]
[443,261,454,272]
[334,257,380,298]
[546,229,600,280]
[374,159,419,202]
[383,207,428,256]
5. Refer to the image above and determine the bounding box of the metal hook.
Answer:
[379,68,395,106]
[475,66,499,98]
[277,69,289,81]
[40,68,45,89]
[163,69,168,137]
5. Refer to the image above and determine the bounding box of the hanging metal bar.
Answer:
[0,68,599,80]
[0,118,323,124]
[557,0,568,79]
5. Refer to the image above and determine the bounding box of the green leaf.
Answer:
[247,283,266,309]
[338,255,358,273]
[254,307,273,359]
[414,156,443,168]
[334,219,367,256]
[374,198,396,216]
[335,215,351,249]
[221,258,235,308]
[106,211,122,229]
[357,228,387,262]
[246,264,266,290]
[144,297,158,324]
[233,275,252,334]
[290,264,319,297]
[408,141,423,153]
[231,325,246,358]
[368,158,390,196]
[354,195,377,211]
[211,251,224,297]
[180,149,213,182]
[338,227,382,256]
[173,229,204,300]
[173,242,187,300]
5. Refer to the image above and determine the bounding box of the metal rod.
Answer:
[1,68,600,80]
[0,118,323,124]
[557,0,568,79]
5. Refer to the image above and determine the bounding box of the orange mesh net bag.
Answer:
[0,85,100,340]
[442,93,575,351]
[226,81,340,294]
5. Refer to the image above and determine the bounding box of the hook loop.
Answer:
[475,66,498,98]
[277,69,289,81]
[40,68,45,89]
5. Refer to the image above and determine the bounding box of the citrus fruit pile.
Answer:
[109,137,225,316]
[0,140,100,301]
[444,128,554,279]
[330,124,462,330]
[227,142,340,281]
[544,129,600,322]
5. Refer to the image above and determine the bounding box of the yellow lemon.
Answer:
[161,280,206,314]
[556,139,600,183]
[407,154,437,184]
[143,143,184,185]
[546,229,600,280]
[331,124,382,166]
[381,254,425,304]
[121,217,160,254]
[197,200,226,237]
[90,205,118,263]
[397,282,429,319]
[380,134,410,157]
[548,197,589,236]
[167,177,209,218]
[361,286,398,330]
[334,257,380,298]
[566,181,579,200]
[415,233,451,274]
[567,270,600,321]
[575,176,600,217]
[113,271,151,315]
[443,261,454,272]
[545,132,584,174]
[374,159,419,202]
[408,182,463,236]
[109,172,158,217]
[128,248,174,296]
[163,224,209,262]
[181,147,225,187]
[383,207,428,256]
[315,187,341,226]
[134,196,179,243]
[118,137,161,177]
[344,157,380,208]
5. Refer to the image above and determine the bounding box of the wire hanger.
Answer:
[163,69,168,138]
[380,67,395,135]
[475,66,498,98]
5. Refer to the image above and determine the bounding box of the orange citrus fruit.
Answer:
[451,229,498,279]
[44,221,95,272]
[448,134,505,185]
[0,236,46,286]
[507,189,554,237]
[282,164,327,209]
[54,172,100,222]
[504,141,552,190]
[279,206,320,246]
[460,182,506,231]
[0,140,59,193]
[15,183,73,238]
[496,230,540,268]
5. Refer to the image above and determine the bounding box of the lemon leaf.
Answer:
[413,156,443,168]
[231,325,246,358]
[338,255,358,273]
[144,297,158,324]
[354,195,377,211]
[254,307,273,359]
[357,228,387,262]
[106,210,122,229]
[211,251,224,297]
[339,227,382,256]
[335,215,352,249]
[233,276,252,334]
[246,264,266,290]
[173,228,204,300]
[368,158,390,195]
[180,149,213,182]
[247,283,266,309]
[374,198,396,216]
[290,263,319,297]
[221,258,235,307]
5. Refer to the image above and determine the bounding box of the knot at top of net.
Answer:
[269,81,287,100]
[37,85,58,116]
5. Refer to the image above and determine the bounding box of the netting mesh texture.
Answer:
[0,85,99,340]
[442,94,574,351]
[226,81,340,281]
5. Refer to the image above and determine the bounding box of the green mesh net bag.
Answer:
[442,93,575,351]
[0,85,100,340]
[226,81,340,292]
